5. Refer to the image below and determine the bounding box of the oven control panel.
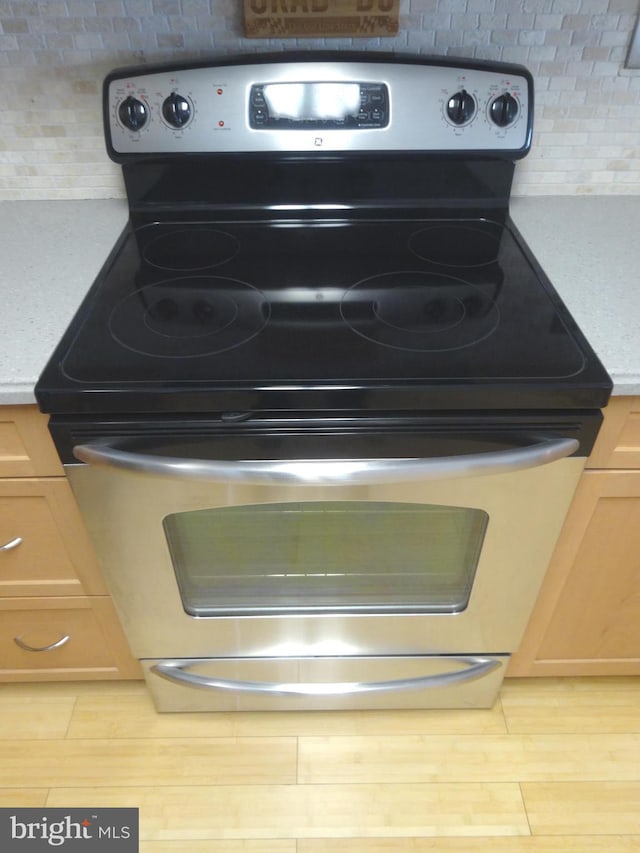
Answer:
[105,57,533,159]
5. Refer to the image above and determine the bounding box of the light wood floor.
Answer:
[1,677,639,851]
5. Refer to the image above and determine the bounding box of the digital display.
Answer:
[249,81,389,130]
[262,82,362,121]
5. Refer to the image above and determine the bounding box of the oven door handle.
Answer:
[73,436,579,484]
[150,656,501,696]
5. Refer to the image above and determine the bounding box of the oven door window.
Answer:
[163,501,488,617]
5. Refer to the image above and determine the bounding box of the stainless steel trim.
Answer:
[0,537,22,552]
[73,437,579,485]
[151,656,501,696]
[14,634,70,653]
[107,60,531,155]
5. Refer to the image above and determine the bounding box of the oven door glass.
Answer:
[163,501,488,617]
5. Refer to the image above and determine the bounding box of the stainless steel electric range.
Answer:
[36,53,611,711]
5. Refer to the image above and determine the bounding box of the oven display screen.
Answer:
[266,82,360,120]
[249,81,389,130]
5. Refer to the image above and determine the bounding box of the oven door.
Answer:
[66,426,585,665]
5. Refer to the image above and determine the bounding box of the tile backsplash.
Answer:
[1,0,639,199]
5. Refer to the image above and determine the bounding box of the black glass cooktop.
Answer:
[37,216,611,414]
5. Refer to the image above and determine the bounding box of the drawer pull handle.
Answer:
[1,537,22,552]
[152,656,501,696]
[13,634,70,653]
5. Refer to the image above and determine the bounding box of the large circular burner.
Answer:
[142,228,240,271]
[109,276,269,358]
[409,222,503,267]
[340,271,500,352]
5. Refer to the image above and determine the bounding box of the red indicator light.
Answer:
[217,88,223,95]
[218,120,224,127]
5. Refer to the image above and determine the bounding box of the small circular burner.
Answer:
[145,290,238,338]
[374,288,466,334]
[109,276,269,358]
[409,222,503,267]
[142,228,240,271]
[341,270,500,352]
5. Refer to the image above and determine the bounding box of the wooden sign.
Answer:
[243,1,400,39]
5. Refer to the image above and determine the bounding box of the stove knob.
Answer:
[489,92,519,127]
[118,96,149,131]
[446,89,476,125]
[162,93,192,128]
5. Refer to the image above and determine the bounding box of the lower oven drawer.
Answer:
[142,654,509,712]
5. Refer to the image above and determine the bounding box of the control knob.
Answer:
[489,92,519,127]
[446,89,476,126]
[162,93,192,128]
[118,96,148,131]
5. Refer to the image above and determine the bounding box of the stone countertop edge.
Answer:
[0,195,638,407]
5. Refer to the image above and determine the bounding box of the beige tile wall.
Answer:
[1,0,639,199]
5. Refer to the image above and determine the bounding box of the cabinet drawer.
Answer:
[0,479,107,597]
[0,406,63,477]
[0,597,141,681]
[588,396,640,469]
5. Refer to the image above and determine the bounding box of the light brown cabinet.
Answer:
[509,396,640,677]
[0,405,141,681]
[0,478,108,597]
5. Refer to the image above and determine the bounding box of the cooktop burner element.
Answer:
[109,276,270,358]
[409,222,503,267]
[340,271,500,352]
[142,228,240,271]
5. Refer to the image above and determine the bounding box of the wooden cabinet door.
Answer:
[587,396,640,469]
[0,479,108,597]
[508,469,640,676]
[0,407,63,477]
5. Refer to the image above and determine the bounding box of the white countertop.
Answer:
[1,196,638,406]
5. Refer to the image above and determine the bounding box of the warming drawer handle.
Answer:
[72,436,579,485]
[0,537,22,552]
[13,634,70,653]
[150,656,501,696]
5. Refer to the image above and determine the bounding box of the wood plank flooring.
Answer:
[0,677,639,850]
